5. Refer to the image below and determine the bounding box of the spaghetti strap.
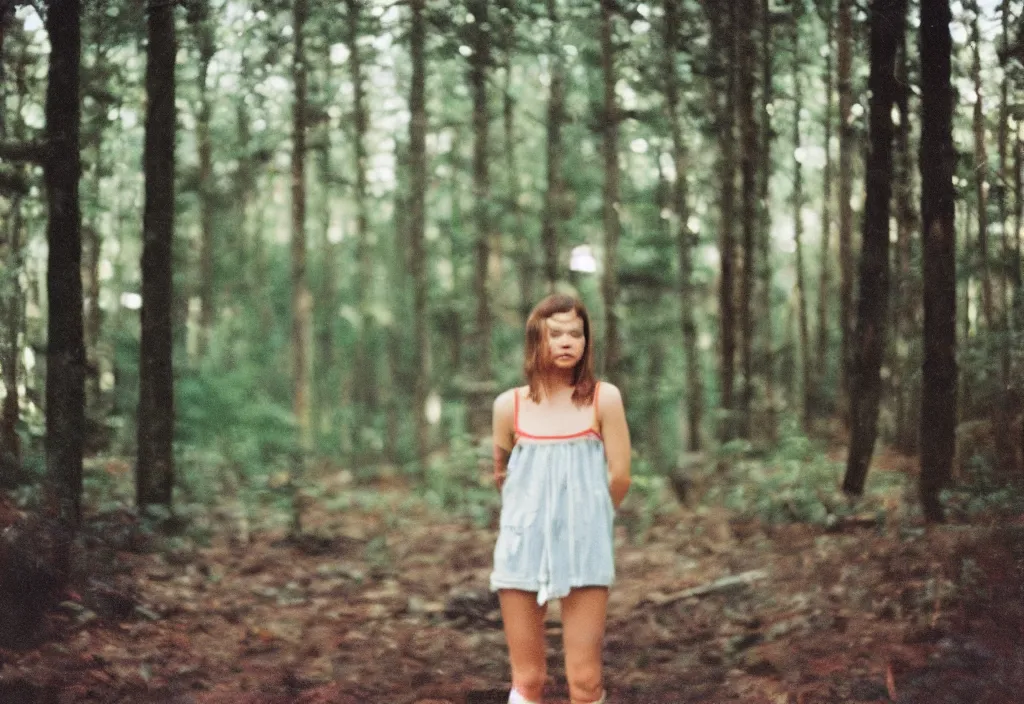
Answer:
[513,387,521,437]
[593,381,601,426]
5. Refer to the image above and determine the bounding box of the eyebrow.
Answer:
[546,319,584,331]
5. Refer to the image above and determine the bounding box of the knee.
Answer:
[511,665,546,700]
[567,665,603,703]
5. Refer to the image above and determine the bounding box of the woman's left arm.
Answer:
[599,383,631,509]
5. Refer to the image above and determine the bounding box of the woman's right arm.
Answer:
[492,390,515,491]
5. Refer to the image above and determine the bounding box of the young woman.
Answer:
[489,294,632,704]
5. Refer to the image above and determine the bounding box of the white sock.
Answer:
[508,688,541,704]
[573,691,607,704]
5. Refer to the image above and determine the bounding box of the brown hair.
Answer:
[523,294,598,407]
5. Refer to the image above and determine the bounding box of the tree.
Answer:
[662,0,704,451]
[291,0,312,451]
[816,0,835,401]
[599,0,623,389]
[969,1,994,330]
[842,0,905,496]
[918,0,957,522]
[792,0,811,431]
[837,0,854,422]
[43,0,84,588]
[737,0,758,439]
[541,0,566,291]
[408,0,430,469]
[137,0,177,510]
[189,0,216,356]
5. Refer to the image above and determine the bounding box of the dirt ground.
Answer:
[1,471,1023,704]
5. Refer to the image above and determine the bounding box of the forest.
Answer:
[0,0,1023,701]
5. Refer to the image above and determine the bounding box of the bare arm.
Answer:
[598,383,631,509]
[492,390,515,491]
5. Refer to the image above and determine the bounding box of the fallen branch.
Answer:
[643,569,769,607]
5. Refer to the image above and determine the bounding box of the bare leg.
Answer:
[499,589,548,702]
[561,586,608,703]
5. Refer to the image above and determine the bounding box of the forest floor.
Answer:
[1,456,1024,704]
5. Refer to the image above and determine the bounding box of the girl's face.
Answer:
[543,311,586,372]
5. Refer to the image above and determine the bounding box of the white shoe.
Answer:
[508,689,541,704]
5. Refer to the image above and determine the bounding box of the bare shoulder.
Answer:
[493,388,518,417]
[597,381,624,409]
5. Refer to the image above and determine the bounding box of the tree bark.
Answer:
[892,23,920,453]
[738,0,758,439]
[291,0,312,450]
[969,3,994,330]
[918,0,957,522]
[503,57,533,325]
[468,0,493,434]
[541,0,565,292]
[842,0,905,496]
[599,0,622,388]
[0,4,23,474]
[715,2,738,440]
[663,0,704,451]
[137,0,176,510]
[837,0,855,425]
[408,0,430,469]
[758,0,777,443]
[792,0,811,432]
[347,0,376,419]
[817,0,835,408]
[191,0,216,356]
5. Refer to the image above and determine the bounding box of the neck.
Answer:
[538,369,575,396]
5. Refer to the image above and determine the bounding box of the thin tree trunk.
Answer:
[0,3,23,473]
[542,0,565,292]
[346,0,376,419]
[291,0,312,450]
[842,0,905,496]
[837,0,855,424]
[969,3,994,330]
[817,0,835,400]
[716,2,739,440]
[664,0,704,452]
[758,0,776,443]
[792,0,811,432]
[137,0,175,511]
[918,0,957,522]
[234,54,254,298]
[738,0,758,439]
[504,58,533,324]
[468,0,493,434]
[959,197,973,421]
[409,0,430,469]
[997,0,1013,311]
[600,0,622,388]
[192,0,216,356]
[893,23,920,453]
[316,68,336,441]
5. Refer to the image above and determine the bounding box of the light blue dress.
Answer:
[489,385,616,606]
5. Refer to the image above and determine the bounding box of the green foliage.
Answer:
[175,357,299,502]
[704,420,907,526]
[419,432,499,528]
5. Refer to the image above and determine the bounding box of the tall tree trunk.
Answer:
[408,0,430,469]
[817,0,835,400]
[997,0,1013,312]
[504,57,533,324]
[842,0,905,496]
[468,0,493,434]
[918,0,956,522]
[969,3,994,330]
[959,197,973,420]
[892,23,920,453]
[191,0,216,356]
[664,0,704,451]
[347,0,375,419]
[792,0,811,432]
[316,65,336,442]
[715,2,739,440]
[600,0,622,388]
[542,0,565,292]
[0,4,23,473]
[837,0,855,424]
[137,0,175,511]
[291,0,312,450]
[234,53,255,299]
[758,0,777,443]
[738,0,758,439]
